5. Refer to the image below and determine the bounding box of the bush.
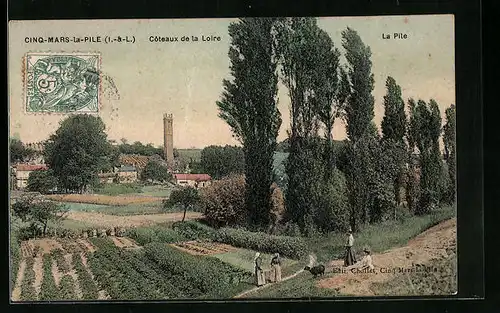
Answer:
[215,227,307,259]
[171,220,217,241]
[200,174,247,227]
[126,226,186,246]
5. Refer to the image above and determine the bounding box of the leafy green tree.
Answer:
[9,138,36,163]
[141,160,172,183]
[405,98,420,212]
[217,18,282,229]
[200,145,245,179]
[443,104,456,203]
[381,76,408,212]
[163,187,201,222]
[341,27,376,231]
[44,115,114,193]
[11,196,68,237]
[26,169,58,194]
[413,99,443,214]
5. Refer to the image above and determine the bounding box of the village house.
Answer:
[173,173,212,188]
[117,165,138,183]
[13,164,48,189]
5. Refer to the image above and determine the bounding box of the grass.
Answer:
[62,201,165,216]
[94,183,143,196]
[213,248,299,275]
[241,270,339,299]
[242,206,455,298]
[307,206,456,264]
[136,185,175,198]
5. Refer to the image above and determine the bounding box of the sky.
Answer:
[8,15,455,149]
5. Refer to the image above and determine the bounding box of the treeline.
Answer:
[216,17,456,234]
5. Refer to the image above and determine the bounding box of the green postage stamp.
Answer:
[24,52,101,113]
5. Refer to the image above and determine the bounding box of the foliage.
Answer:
[11,196,68,237]
[411,99,443,214]
[276,139,290,153]
[51,248,71,273]
[140,160,172,183]
[39,254,61,301]
[44,114,115,193]
[200,174,247,227]
[269,183,286,233]
[72,253,99,300]
[215,227,307,259]
[117,140,163,157]
[171,220,218,241]
[217,18,282,229]
[20,257,37,301]
[26,169,58,194]
[125,225,187,246]
[10,138,37,163]
[89,238,183,300]
[10,230,21,291]
[442,104,456,204]
[163,186,201,221]
[93,183,143,196]
[200,145,245,179]
[144,243,251,298]
[58,275,77,300]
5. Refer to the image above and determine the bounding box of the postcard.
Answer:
[8,15,457,301]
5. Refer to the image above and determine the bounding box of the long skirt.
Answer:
[272,264,282,282]
[344,246,357,267]
[255,269,266,286]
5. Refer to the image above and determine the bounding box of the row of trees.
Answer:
[217,17,456,233]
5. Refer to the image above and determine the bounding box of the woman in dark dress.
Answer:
[344,228,357,266]
[270,253,282,282]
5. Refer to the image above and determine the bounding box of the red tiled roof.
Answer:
[174,173,211,181]
[16,164,48,171]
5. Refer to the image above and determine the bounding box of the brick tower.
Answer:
[163,113,174,167]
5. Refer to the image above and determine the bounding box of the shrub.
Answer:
[215,227,307,259]
[171,220,217,241]
[125,226,186,246]
[200,174,247,227]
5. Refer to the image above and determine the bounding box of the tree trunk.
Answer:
[182,206,187,222]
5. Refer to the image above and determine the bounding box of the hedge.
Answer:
[144,243,251,298]
[125,226,187,246]
[171,221,218,241]
[215,228,307,259]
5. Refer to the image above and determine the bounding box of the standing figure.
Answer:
[271,253,282,282]
[254,252,266,287]
[344,227,357,267]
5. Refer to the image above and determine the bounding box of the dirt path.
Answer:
[317,218,457,296]
[11,260,26,301]
[65,211,203,228]
[234,269,305,298]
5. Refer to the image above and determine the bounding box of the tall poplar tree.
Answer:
[381,76,407,212]
[443,104,456,203]
[216,18,282,229]
[341,27,376,230]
